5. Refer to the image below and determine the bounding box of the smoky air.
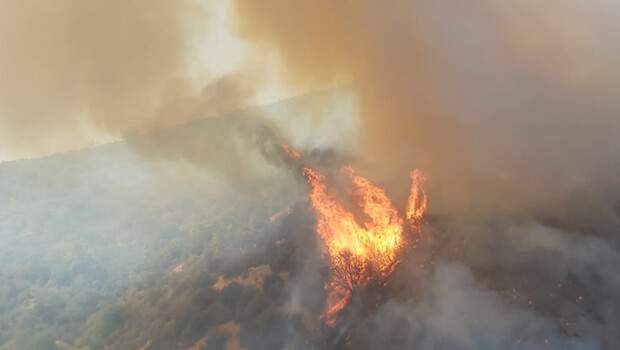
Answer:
[1,1,619,350]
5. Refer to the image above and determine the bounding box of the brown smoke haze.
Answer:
[0,0,259,158]
[2,0,620,221]
[3,2,620,348]
[232,0,620,219]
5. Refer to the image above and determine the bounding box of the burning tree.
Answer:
[302,163,428,326]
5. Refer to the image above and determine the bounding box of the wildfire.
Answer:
[406,169,428,234]
[281,144,428,326]
[281,143,302,160]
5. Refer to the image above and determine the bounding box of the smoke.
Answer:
[3,0,619,214]
[3,1,620,348]
[0,0,341,185]
[228,2,620,348]
[127,113,290,187]
[0,0,263,161]
[359,263,601,350]
[263,209,620,348]
[232,0,620,218]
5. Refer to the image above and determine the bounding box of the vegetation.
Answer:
[0,142,303,349]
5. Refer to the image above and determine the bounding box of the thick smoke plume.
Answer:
[229,1,620,348]
[2,1,620,348]
[0,0,258,159]
[232,0,620,219]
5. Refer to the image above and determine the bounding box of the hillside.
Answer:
[0,95,322,349]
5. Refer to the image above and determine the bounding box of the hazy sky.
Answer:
[2,0,619,209]
[0,0,301,162]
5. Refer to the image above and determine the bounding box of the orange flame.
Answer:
[406,169,428,233]
[282,143,428,326]
[282,143,302,160]
[303,165,427,326]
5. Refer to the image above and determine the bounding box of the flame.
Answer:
[282,143,428,326]
[406,169,428,233]
[303,165,427,326]
[282,143,302,160]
